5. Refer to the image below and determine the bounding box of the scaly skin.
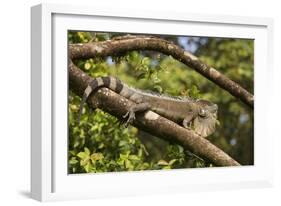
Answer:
[78,76,219,137]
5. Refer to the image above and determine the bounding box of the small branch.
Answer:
[69,61,241,167]
[69,35,254,108]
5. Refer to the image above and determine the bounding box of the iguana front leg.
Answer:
[182,114,194,129]
[123,103,151,127]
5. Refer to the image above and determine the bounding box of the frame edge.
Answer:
[31,4,43,201]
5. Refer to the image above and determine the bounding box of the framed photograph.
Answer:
[31,3,274,201]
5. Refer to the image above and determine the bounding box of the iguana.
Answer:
[78,76,219,138]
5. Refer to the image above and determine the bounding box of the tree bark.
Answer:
[69,35,254,108]
[69,61,241,167]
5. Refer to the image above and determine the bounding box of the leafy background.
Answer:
[68,31,254,173]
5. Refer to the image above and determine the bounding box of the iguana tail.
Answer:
[77,76,136,123]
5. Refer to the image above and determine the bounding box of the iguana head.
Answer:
[193,100,219,138]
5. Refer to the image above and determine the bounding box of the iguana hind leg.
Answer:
[123,103,151,127]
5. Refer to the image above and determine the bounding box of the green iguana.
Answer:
[78,76,219,138]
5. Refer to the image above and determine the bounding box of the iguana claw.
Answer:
[123,111,136,127]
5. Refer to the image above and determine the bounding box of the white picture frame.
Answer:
[31,3,274,202]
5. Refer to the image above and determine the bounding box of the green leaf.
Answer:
[152,76,161,84]
[189,85,201,98]
[157,160,169,166]
[141,57,150,65]
[117,158,125,166]
[137,72,147,80]
[69,159,79,165]
[118,140,128,147]
[84,147,91,155]
[177,145,184,153]
[84,162,93,173]
[129,155,140,161]
[98,143,105,149]
[77,152,89,160]
[91,153,104,162]
[84,62,91,70]
[120,152,130,160]
[80,156,90,166]
[168,159,177,165]
[153,85,163,93]
[125,159,133,170]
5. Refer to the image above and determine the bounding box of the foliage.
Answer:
[195,38,254,164]
[68,31,254,173]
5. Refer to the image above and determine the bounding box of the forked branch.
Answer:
[69,35,254,108]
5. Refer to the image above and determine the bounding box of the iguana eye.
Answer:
[199,109,206,117]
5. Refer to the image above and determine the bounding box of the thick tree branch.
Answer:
[69,61,240,167]
[69,35,254,108]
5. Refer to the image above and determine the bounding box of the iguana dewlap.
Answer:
[78,76,218,137]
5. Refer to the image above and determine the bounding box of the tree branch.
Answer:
[69,35,254,108]
[69,61,241,167]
